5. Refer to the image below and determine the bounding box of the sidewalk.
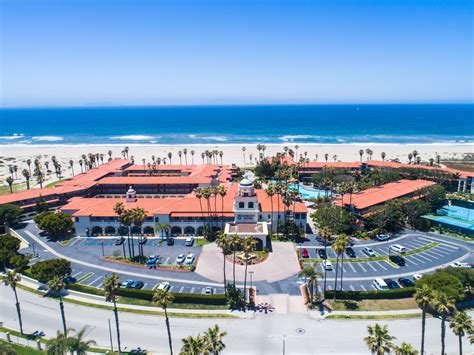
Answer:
[308,308,422,320]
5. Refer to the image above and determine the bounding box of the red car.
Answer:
[301,248,309,258]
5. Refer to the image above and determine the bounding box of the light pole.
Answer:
[249,271,254,290]
[30,242,36,257]
[108,318,114,352]
[101,242,105,257]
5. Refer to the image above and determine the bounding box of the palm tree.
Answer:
[381,152,386,161]
[26,159,32,174]
[242,147,246,164]
[242,236,257,303]
[337,234,350,292]
[68,326,97,354]
[3,270,23,334]
[190,150,195,164]
[331,235,347,300]
[318,227,331,298]
[168,152,172,164]
[449,310,472,355]
[202,187,212,232]
[178,150,183,165]
[216,231,230,294]
[124,146,129,159]
[153,289,175,355]
[47,329,71,355]
[22,169,30,189]
[394,342,418,355]
[364,323,396,355]
[219,150,223,164]
[131,207,147,261]
[103,273,122,354]
[433,291,455,355]
[415,284,434,355]
[180,334,205,355]
[122,209,134,258]
[108,150,113,161]
[229,234,241,287]
[201,152,205,164]
[6,176,14,193]
[266,184,275,233]
[324,153,329,162]
[203,325,227,354]
[218,186,227,230]
[79,159,84,173]
[299,266,322,305]
[47,276,68,334]
[359,149,364,162]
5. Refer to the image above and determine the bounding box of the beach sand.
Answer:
[0,143,472,186]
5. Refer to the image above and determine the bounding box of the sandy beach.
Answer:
[0,143,472,186]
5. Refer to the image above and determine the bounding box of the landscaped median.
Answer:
[101,256,195,272]
[300,242,439,266]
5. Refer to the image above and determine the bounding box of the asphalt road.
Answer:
[1,285,471,354]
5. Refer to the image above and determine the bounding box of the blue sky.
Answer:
[1,0,472,107]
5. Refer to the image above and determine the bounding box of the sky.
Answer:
[0,0,472,107]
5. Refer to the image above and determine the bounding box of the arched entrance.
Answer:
[197,226,204,236]
[105,226,116,235]
[143,226,154,235]
[184,226,195,235]
[171,226,182,235]
[131,226,141,234]
[91,226,103,235]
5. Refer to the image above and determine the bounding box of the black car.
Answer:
[318,249,327,259]
[63,275,77,284]
[398,277,415,288]
[166,237,174,246]
[383,278,400,289]
[114,237,125,245]
[130,280,144,289]
[345,247,356,258]
[389,255,405,266]
[139,237,148,245]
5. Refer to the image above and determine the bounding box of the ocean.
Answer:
[0,104,472,146]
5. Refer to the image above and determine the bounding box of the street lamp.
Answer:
[30,242,36,257]
[101,241,105,257]
[249,271,254,290]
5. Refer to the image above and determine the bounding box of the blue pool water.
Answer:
[288,184,328,199]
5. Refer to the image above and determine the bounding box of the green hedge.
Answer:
[67,283,227,305]
[325,287,415,300]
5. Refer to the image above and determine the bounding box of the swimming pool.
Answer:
[288,184,328,199]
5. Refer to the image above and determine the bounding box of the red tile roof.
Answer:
[336,179,436,210]
[365,160,474,178]
[300,162,362,169]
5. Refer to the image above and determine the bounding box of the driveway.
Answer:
[195,242,301,283]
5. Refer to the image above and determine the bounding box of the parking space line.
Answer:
[376,249,388,255]
[432,248,450,255]
[375,261,387,270]
[87,276,102,287]
[142,283,148,289]
[404,257,418,265]
[438,244,459,251]
[416,253,433,262]
[358,263,367,272]
[408,254,425,264]
[169,286,175,292]
[179,286,184,293]
[190,287,195,293]
[342,265,347,273]
[366,262,377,272]
[348,263,356,273]
[163,257,170,265]
[360,285,366,291]
[349,285,355,291]
[424,250,445,258]
[72,271,83,278]
[201,288,205,294]
[371,285,377,291]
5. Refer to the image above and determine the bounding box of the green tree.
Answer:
[415,284,434,355]
[433,292,455,355]
[216,231,230,296]
[364,323,396,355]
[47,329,71,355]
[367,200,405,233]
[103,273,122,354]
[203,324,227,354]
[443,267,474,293]
[229,234,241,287]
[180,334,205,355]
[311,203,354,235]
[0,342,17,355]
[31,259,71,283]
[449,310,473,355]
[0,204,22,235]
[67,326,97,354]
[0,234,21,270]
[153,289,175,355]
[403,199,431,231]
[394,342,418,355]
[299,266,322,304]
[2,270,24,334]
[332,235,349,301]
[47,276,68,334]
[417,271,464,301]
[242,236,257,304]
[34,212,73,238]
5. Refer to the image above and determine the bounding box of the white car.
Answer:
[322,260,333,270]
[204,287,213,295]
[157,282,170,291]
[413,274,423,281]
[363,247,376,257]
[450,261,470,268]
[185,254,195,264]
[176,254,186,264]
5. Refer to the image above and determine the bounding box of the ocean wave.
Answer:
[0,134,24,140]
[201,136,228,142]
[110,135,155,141]
[279,135,320,142]
[32,136,64,142]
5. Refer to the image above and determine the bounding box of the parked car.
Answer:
[345,247,356,258]
[373,278,389,291]
[130,280,144,289]
[389,244,406,254]
[301,248,309,258]
[398,277,415,288]
[322,260,333,270]
[176,254,186,264]
[204,287,213,295]
[389,255,405,266]
[138,237,148,245]
[450,261,470,268]
[145,255,159,266]
[157,282,170,291]
[121,280,133,288]
[318,249,328,259]
[412,274,423,281]
[185,254,195,264]
[185,237,194,246]
[383,278,400,289]
[114,237,125,245]
[166,237,174,246]
[63,275,77,284]
[362,247,376,257]
[375,234,390,241]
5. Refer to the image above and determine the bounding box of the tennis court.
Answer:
[437,205,474,222]
[423,204,474,235]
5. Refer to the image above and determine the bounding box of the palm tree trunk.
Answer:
[13,288,24,334]
[130,227,135,258]
[270,197,274,233]
[233,249,236,287]
[323,244,327,299]
[113,300,122,354]
[59,297,67,334]
[223,251,227,296]
[221,196,224,230]
[421,310,426,355]
[333,254,339,301]
[441,317,446,355]
[127,226,132,259]
[459,334,463,355]
[340,254,344,291]
[244,261,248,304]
[164,308,173,355]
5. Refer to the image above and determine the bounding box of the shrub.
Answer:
[0,234,21,269]
[34,211,73,238]
[325,287,415,300]
[31,258,72,283]
[416,271,465,301]
[0,204,23,229]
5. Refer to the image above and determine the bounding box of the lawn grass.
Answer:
[196,238,211,246]
[0,182,26,195]
[327,297,418,312]
[0,340,45,355]
[326,313,422,320]
[117,296,228,310]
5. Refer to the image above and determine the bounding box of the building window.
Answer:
[239,202,245,208]
[75,217,79,222]
[268,215,271,219]
[248,202,254,209]
[154,217,159,222]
